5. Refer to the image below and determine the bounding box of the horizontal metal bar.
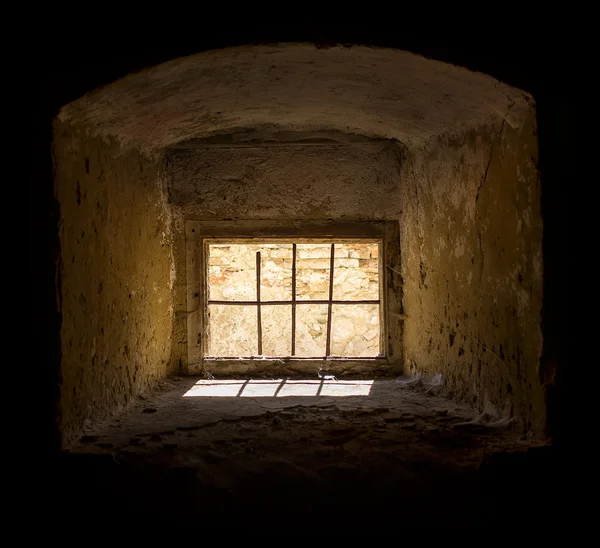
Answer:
[206,237,382,244]
[203,356,387,361]
[208,299,380,306]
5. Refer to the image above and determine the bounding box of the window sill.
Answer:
[192,357,395,377]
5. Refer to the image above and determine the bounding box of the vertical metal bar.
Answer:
[201,240,207,359]
[291,243,297,356]
[256,251,262,356]
[325,243,335,356]
[378,239,385,357]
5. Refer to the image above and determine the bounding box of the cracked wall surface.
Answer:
[399,108,544,434]
[54,122,174,446]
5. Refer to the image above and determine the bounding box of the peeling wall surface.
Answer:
[165,142,402,373]
[54,122,173,445]
[399,112,544,433]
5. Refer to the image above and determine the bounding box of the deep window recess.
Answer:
[205,240,383,358]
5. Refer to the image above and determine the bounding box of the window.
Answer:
[206,240,383,358]
[185,221,403,373]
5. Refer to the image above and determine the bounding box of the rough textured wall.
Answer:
[166,143,402,219]
[57,44,527,153]
[400,109,544,435]
[164,142,402,371]
[53,122,174,446]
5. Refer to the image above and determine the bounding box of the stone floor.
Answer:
[57,376,556,529]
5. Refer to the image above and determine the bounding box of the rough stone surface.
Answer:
[206,242,381,357]
[54,43,546,442]
[58,44,530,153]
[59,376,551,526]
[165,142,403,220]
[399,115,543,434]
[53,123,174,446]
[167,142,402,371]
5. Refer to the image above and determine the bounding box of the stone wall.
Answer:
[399,111,544,434]
[52,44,548,441]
[53,122,174,446]
[207,242,380,357]
[165,141,403,371]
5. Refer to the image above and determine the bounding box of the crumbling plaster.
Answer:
[55,43,545,440]
[53,122,174,445]
[164,142,403,375]
[400,111,543,433]
[57,44,529,154]
[166,142,403,220]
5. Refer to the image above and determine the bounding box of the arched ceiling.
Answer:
[58,44,533,154]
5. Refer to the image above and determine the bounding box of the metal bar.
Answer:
[325,243,335,356]
[256,251,262,356]
[208,299,380,306]
[291,243,297,356]
[204,356,386,360]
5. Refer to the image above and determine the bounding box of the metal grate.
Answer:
[207,242,381,358]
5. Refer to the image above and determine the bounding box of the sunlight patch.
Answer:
[183,379,374,398]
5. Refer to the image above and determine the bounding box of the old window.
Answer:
[206,240,383,358]
[186,221,402,373]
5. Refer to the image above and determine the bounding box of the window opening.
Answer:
[205,240,382,358]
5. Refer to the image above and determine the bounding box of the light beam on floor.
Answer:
[182,379,374,397]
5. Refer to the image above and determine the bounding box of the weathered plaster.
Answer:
[53,122,174,446]
[164,144,403,374]
[399,109,543,434]
[57,44,529,154]
[165,142,403,220]
[54,43,546,441]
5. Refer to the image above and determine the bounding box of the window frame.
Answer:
[186,220,403,376]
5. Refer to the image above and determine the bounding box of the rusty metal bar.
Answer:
[291,243,297,356]
[325,243,335,356]
[208,299,379,305]
[256,251,262,356]
[204,356,386,360]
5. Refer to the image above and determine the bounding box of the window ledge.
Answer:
[193,358,396,377]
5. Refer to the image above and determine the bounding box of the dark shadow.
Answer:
[273,377,286,397]
[50,376,558,529]
[316,379,324,396]
[234,379,250,398]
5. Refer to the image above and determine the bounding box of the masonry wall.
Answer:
[53,122,174,446]
[207,242,381,357]
[399,111,545,435]
[164,142,403,372]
